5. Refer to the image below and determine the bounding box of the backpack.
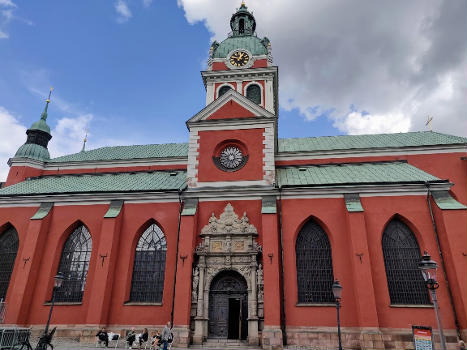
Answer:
[168,332,174,344]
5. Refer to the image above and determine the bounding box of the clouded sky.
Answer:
[0,0,466,180]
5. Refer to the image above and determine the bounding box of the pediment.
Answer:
[201,203,258,235]
[187,89,276,125]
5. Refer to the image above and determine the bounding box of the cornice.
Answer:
[8,157,45,169]
[44,156,188,171]
[0,181,451,207]
[201,66,278,86]
[275,145,467,161]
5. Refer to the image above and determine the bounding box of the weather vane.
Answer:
[425,115,433,132]
[81,128,89,152]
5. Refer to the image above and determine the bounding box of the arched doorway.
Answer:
[208,270,248,340]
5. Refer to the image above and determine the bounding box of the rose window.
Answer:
[213,144,248,172]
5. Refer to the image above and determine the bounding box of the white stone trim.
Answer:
[187,130,200,188]
[195,180,271,187]
[275,146,467,161]
[206,83,215,105]
[8,158,45,169]
[264,79,274,114]
[190,119,275,132]
[44,157,187,171]
[262,125,275,185]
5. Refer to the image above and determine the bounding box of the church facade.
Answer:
[0,4,466,350]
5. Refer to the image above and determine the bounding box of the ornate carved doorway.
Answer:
[191,203,263,345]
[208,270,248,339]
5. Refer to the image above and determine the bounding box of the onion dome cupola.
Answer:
[210,1,271,60]
[14,89,53,161]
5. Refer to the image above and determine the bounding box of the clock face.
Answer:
[220,146,244,169]
[229,51,250,67]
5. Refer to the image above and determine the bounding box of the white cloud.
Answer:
[0,0,15,8]
[177,0,467,137]
[48,114,93,158]
[333,112,411,135]
[115,0,132,23]
[0,107,27,181]
[0,0,14,39]
[142,0,153,8]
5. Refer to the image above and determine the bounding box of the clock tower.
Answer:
[186,2,278,188]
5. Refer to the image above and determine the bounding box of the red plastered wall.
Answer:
[197,129,264,182]
[5,166,43,187]
[207,100,256,120]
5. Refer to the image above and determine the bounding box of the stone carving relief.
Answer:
[257,264,264,303]
[192,266,199,302]
[201,203,257,235]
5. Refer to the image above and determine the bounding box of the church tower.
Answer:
[187,2,278,188]
[5,90,53,186]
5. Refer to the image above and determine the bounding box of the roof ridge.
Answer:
[278,131,465,141]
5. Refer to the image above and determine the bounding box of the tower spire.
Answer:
[81,129,88,152]
[41,87,53,121]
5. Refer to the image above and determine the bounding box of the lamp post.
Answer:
[36,273,64,350]
[332,280,343,350]
[418,252,447,350]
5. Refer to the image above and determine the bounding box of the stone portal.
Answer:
[191,203,263,345]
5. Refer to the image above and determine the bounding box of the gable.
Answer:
[207,100,256,120]
[187,89,276,125]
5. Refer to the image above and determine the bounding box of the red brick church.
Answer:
[0,3,466,349]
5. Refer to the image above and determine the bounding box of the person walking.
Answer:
[161,322,172,350]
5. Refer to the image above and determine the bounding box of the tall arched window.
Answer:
[0,226,19,300]
[246,84,261,105]
[218,85,232,98]
[382,219,430,305]
[296,219,334,303]
[130,223,167,302]
[55,225,92,302]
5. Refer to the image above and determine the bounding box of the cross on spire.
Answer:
[425,115,433,132]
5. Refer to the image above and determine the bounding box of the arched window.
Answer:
[296,219,334,303]
[0,226,19,300]
[55,225,92,302]
[382,219,430,305]
[218,85,232,98]
[239,19,245,34]
[130,223,167,302]
[246,84,261,105]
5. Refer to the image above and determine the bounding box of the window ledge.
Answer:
[296,303,336,307]
[44,302,82,306]
[390,304,433,308]
[124,302,162,306]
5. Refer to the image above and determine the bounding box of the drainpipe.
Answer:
[170,188,185,326]
[425,182,462,340]
[277,186,287,345]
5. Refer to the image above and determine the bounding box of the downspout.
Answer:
[278,186,287,345]
[425,182,462,340]
[170,187,185,326]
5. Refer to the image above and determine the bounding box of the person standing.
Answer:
[161,322,172,350]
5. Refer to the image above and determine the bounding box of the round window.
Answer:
[213,142,249,172]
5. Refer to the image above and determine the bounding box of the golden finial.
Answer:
[46,86,54,104]
[425,115,433,132]
[241,0,246,6]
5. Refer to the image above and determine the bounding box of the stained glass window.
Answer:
[0,227,19,300]
[296,219,334,303]
[55,225,92,302]
[382,219,430,304]
[130,223,167,302]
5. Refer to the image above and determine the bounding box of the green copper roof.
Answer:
[29,118,51,134]
[277,162,442,187]
[278,132,467,153]
[0,171,187,196]
[14,143,50,161]
[431,191,466,210]
[213,36,268,58]
[50,143,188,163]
[45,132,465,164]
